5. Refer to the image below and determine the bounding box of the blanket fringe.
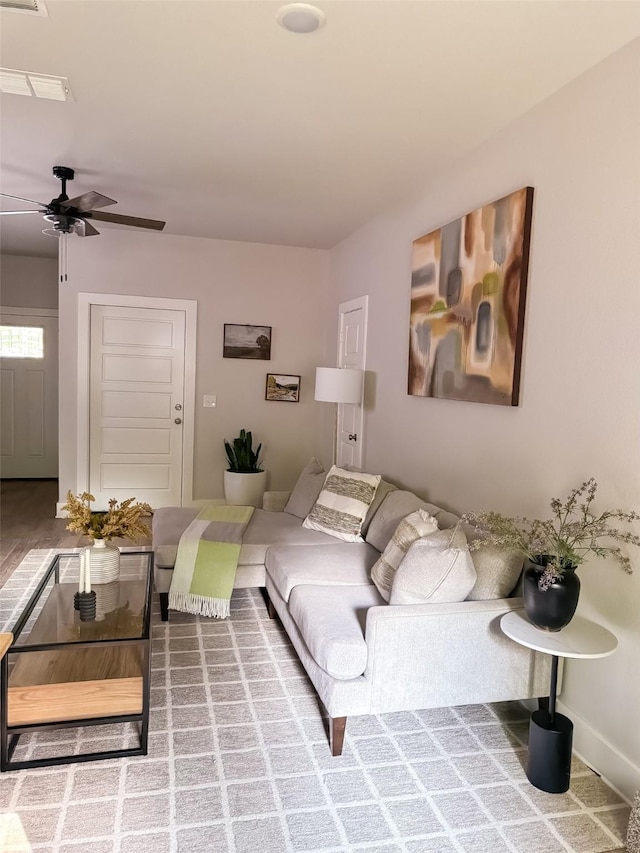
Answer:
[168,590,231,619]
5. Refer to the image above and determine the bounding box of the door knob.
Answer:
[174,418,182,424]
[175,403,182,411]
[348,433,358,442]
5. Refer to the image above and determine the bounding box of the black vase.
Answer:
[523,560,580,632]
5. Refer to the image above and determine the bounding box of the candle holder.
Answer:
[77,590,97,621]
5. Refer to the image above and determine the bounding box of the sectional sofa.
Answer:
[152,478,552,754]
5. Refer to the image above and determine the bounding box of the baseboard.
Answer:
[556,699,639,803]
[56,502,68,518]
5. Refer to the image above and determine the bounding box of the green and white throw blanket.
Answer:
[168,504,254,618]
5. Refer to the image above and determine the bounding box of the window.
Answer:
[0,326,44,358]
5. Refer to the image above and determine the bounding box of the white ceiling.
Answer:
[1,1,639,259]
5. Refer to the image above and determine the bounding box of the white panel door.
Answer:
[89,305,186,509]
[0,312,58,478]
[337,296,368,469]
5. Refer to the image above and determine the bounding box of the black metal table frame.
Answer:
[0,550,154,771]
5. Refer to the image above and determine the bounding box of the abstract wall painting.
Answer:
[265,374,300,402]
[408,187,534,406]
[223,324,272,360]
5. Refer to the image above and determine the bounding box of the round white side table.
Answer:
[500,611,617,794]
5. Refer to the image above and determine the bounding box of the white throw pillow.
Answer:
[389,527,477,605]
[302,466,382,543]
[370,508,439,602]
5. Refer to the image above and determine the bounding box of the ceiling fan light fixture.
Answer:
[2,165,166,244]
[42,214,78,236]
[277,3,325,34]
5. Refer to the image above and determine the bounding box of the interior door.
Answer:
[89,304,186,509]
[337,296,368,469]
[0,311,58,478]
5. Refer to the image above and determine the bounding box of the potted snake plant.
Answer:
[223,429,267,507]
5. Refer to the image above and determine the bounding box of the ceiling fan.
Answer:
[0,165,166,238]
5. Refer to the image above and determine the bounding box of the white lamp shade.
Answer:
[314,367,364,404]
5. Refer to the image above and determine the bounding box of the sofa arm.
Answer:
[262,491,291,512]
[363,597,552,714]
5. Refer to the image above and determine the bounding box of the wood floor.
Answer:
[0,479,151,589]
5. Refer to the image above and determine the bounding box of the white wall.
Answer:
[333,41,640,799]
[60,229,334,503]
[0,254,58,309]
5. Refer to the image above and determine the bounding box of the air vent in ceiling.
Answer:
[0,0,48,15]
[0,68,73,101]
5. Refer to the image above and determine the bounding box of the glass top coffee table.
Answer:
[0,550,154,771]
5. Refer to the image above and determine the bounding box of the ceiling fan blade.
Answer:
[89,211,165,231]
[0,192,48,206]
[61,191,117,213]
[74,219,100,237]
[0,209,44,215]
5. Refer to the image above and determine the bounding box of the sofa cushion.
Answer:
[153,507,339,569]
[366,491,461,552]
[365,491,430,552]
[460,521,524,600]
[341,468,397,536]
[241,509,341,563]
[303,466,381,543]
[390,528,477,605]
[289,584,384,680]
[362,479,397,535]
[266,542,378,602]
[152,506,200,567]
[284,458,326,519]
[371,509,439,602]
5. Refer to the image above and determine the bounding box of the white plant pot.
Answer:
[223,470,267,507]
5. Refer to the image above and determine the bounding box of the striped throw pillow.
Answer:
[371,509,439,602]
[302,466,381,543]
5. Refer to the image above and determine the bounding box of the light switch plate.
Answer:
[203,395,217,408]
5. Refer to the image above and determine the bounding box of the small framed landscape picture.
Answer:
[223,324,272,360]
[266,373,301,402]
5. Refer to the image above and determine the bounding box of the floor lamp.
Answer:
[314,367,364,466]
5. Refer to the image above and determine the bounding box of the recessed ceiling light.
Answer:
[277,3,326,34]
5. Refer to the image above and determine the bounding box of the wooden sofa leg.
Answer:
[330,717,347,757]
[159,592,169,622]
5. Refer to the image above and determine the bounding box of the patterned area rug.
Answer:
[0,550,630,853]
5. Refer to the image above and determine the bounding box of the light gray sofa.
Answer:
[152,484,552,755]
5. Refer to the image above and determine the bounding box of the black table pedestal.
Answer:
[527,708,573,793]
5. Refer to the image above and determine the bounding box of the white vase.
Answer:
[85,539,120,585]
[95,580,120,620]
[223,470,267,507]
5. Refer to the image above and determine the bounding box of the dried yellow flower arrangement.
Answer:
[62,491,153,542]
